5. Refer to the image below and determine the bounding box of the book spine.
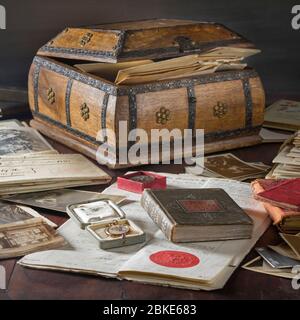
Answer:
[141,190,174,241]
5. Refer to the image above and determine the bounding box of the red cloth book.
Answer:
[257,178,300,210]
[252,179,300,225]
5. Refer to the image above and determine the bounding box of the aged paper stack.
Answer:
[186,153,270,181]
[0,120,111,195]
[76,47,260,85]
[267,130,300,179]
[19,174,270,291]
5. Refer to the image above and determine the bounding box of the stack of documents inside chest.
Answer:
[75,47,260,85]
[19,173,270,291]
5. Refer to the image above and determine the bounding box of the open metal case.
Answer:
[67,199,146,249]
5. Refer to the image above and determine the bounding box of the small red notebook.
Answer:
[257,178,300,210]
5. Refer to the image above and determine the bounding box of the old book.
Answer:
[0,218,65,260]
[256,178,300,211]
[141,188,253,242]
[264,100,300,132]
[18,174,270,291]
[251,179,300,233]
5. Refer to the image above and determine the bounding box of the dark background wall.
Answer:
[0,0,299,99]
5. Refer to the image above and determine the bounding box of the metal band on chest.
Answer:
[117,70,258,96]
[33,112,103,146]
[33,57,117,96]
[242,78,253,128]
[33,110,261,150]
[33,56,258,98]
[187,85,197,133]
[33,64,41,113]
[65,79,73,126]
[101,93,110,135]
[128,94,138,132]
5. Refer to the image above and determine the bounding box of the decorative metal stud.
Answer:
[156,107,171,125]
[80,32,93,47]
[213,102,228,118]
[80,103,90,121]
[47,88,55,105]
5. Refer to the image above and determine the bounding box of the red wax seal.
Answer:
[150,251,200,268]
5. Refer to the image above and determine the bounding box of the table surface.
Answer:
[1,135,299,300]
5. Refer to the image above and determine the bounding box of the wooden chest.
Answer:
[28,19,265,168]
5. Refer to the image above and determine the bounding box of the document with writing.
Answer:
[0,154,111,195]
[19,174,270,290]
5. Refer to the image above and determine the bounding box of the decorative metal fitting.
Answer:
[173,36,196,53]
[213,102,228,118]
[47,88,55,105]
[80,32,93,47]
[156,107,171,125]
[80,103,90,121]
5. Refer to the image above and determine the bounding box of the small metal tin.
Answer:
[87,219,146,250]
[67,199,146,250]
[67,199,126,230]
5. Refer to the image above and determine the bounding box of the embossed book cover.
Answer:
[141,188,253,242]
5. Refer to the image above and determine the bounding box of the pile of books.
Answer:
[267,130,300,179]
[252,178,300,233]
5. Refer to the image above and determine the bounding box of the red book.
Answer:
[251,179,299,225]
[257,178,300,211]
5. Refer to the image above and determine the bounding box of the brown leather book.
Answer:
[141,188,253,243]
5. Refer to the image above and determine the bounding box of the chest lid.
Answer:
[37,19,254,63]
